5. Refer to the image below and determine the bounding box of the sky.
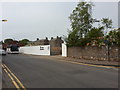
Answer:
[0,3,2,41]
[0,1,119,41]
[118,2,120,28]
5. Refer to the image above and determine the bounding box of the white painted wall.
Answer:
[19,45,50,56]
[62,43,67,57]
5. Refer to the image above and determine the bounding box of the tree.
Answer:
[66,1,113,47]
[69,2,94,39]
[117,28,120,45]
[19,39,29,46]
[107,28,120,45]
[4,39,13,44]
[101,18,112,35]
[86,27,104,39]
[66,30,79,47]
[86,27,104,46]
[66,2,94,46]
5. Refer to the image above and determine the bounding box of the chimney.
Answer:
[57,36,59,39]
[46,37,48,40]
[51,37,53,40]
[37,38,39,41]
[59,37,61,39]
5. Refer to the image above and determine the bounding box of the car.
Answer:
[0,49,6,55]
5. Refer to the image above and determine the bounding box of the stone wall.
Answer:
[67,46,120,61]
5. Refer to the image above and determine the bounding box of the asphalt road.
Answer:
[2,54,119,88]
[0,56,2,89]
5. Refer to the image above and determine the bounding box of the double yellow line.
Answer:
[2,64,26,90]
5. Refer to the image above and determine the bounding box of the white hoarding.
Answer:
[19,45,50,56]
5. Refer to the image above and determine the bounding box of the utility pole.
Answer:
[107,44,110,61]
[104,39,110,61]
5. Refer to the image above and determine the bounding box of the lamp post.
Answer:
[2,20,7,22]
[1,19,7,50]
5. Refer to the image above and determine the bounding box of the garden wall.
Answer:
[67,46,120,61]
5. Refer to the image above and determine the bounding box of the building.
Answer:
[49,36,64,55]
[26,36,64,55]
[30,37,49,46]
[49,36,64,47]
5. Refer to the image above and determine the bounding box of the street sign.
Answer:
[104,40,108,44]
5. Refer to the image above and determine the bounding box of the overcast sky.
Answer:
[0,1,119,41]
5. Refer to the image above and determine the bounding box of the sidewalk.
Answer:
[38,55,120,67]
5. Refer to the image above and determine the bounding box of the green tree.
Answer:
[117,29,120,45]
[86,27,104,46]
[66,30,79,47]
[107,28,120,45]
[4,39,13,44]
[101,18,112,35]
[19,39,29,46]
[66,2,94,46]
[69,2,94,38]
[86,27,104,39]
[66,1,113,47]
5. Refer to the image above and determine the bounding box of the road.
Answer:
[0,56,2,89]
[2,54,119,88]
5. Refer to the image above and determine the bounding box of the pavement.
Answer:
[2,54,119,88]
[31,55,120,67]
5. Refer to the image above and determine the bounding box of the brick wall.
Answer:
[67,46,120,61]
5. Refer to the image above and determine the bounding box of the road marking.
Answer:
[2,64,20,90]
[60,60,119,69]
[2,64,26,90]
[3,64,26,89]
[27,55,120,69]
[47,58,119,69]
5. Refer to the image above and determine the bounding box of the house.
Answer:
[49,36,64,55]
[49,36,64,47]
[30,37,49,46]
